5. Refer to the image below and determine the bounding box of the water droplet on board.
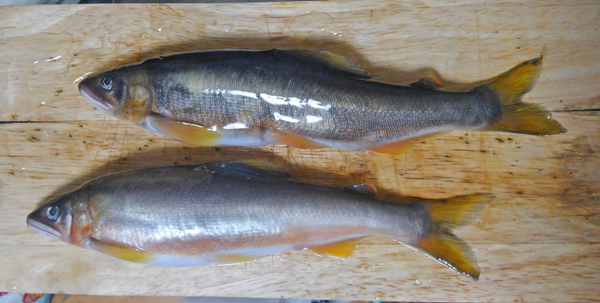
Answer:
[46,55,62,62]
[4,278,19,291]
[5,32,73,121]
[223,24,234,33]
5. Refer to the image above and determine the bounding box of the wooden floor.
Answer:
[0,1,599,302]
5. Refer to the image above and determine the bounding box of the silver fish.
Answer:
[27,160,492,280]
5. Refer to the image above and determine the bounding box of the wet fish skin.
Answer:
[78,50,565,153]
[27,160,491,280]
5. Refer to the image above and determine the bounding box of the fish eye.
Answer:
[46,205,60,221]
[101,75,113,91]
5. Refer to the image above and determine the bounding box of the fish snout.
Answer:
[79,79,115,114]
[26,211,63,241]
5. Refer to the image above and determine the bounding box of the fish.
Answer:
[27,160,492,280]
[78,49,565,154]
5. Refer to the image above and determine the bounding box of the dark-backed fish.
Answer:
[78,50,565,153]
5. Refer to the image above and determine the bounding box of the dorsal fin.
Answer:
[344,183,377,196]
[195,160,293,180]
[280,50,371,79]
[410,77,444,90]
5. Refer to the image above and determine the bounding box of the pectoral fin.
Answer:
[273,130,328,149]
[368,132,443,155]
[146,115,221,146]
[308,237,365,258]
[89,238,154,263]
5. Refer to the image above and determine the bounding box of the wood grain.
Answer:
[51,294,181,303]
[0,1,599,301]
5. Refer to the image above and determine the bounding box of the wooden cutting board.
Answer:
[0,1,598,301]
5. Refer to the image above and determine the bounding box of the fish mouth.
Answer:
[79,83,114,113]
[27,217,62,241]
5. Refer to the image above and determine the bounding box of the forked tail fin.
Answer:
[413,193,493,281]
[482,56,566,135]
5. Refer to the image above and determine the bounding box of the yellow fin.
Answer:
[147,115,221,146]
[488,56,543,105]
[368,132,443,154]
[273,130,328,149]
[429,193,494,229]
[281,50,371,79]
[483,55,566,135]
[415,193,493,280]
[308,237,365,258]
[487,103,566,135]
[417,231,481,281]
[89,238,153,263]
[215,254,261,263]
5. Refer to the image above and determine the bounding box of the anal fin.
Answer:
[146,115,221,146]
[368,132,443,155]
[273,130,328,149]
[308,237,365,258]
[89,238,153,263]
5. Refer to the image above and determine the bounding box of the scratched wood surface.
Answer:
[0,1,599,302]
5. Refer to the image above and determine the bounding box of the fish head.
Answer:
[79,67,152,124]
[27,189,92,247]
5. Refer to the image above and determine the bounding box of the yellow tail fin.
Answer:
[415,193,493,281]
[483,56,566,135]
